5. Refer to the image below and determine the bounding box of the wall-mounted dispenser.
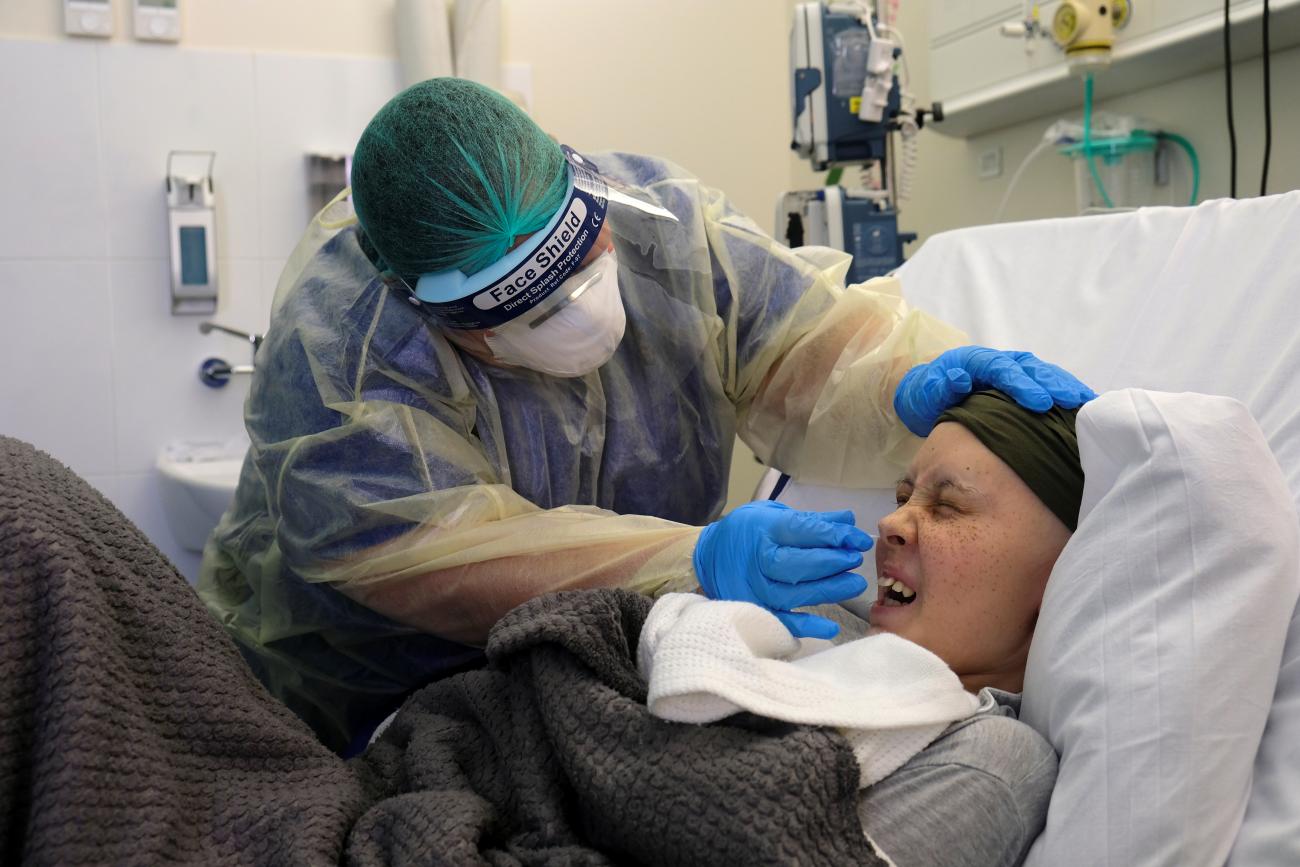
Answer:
[166,150,218,315]
[306,152,351,216]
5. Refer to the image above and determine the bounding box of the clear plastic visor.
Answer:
[487,246,615,336]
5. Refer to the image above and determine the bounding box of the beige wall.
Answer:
[502,1,792,231]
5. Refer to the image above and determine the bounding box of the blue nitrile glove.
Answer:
[693,500,872,640]
[894,346,1097,437]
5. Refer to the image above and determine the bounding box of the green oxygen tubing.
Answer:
[1081,73,1115,208]
[1083,73,1200,207]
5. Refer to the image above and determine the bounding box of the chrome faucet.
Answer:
[199,321,263,352]
[198,321,264,388]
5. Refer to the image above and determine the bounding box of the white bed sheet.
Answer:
[896,193,1300,499]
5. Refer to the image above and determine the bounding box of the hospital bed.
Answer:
[757,190,1300,866]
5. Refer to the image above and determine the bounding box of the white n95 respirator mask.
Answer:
[484,249,627,378]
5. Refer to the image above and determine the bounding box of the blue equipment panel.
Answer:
[792,5,902,169]
[843,204,915,282]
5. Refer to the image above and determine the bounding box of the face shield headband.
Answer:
[410,147,610,331]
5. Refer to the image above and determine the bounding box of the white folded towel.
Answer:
[638,593,984,787]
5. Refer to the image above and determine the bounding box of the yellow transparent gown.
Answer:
[198,152,964,749]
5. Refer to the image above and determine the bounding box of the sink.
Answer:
[156,437,246,553]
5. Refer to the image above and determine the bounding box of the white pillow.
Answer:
[1021,389,1300,867]
[1228,608,1300,865]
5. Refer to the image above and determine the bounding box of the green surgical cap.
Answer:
[351,78,569,280]
[936,390,1084,531]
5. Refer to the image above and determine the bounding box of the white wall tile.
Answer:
[260,257,288,321]
[109,258,256,475]
[97,43,260,260]
[0,40,109,260]
[215,257,274,336]
[0,260,116,476]
[253,53,400,259]
[82,474,121,504]
[116,470,203,582]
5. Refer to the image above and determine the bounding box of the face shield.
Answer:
[408,147,641,378]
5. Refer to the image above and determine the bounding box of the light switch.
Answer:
[65,0,114,38]
[134,0,181,43]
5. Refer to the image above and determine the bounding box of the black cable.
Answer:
[1262,0,1272,196]
[1224,0,1237,198]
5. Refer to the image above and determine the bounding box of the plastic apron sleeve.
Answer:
[700,206,968,489]
[320,484,701,647]
[743,272,968,487]
[256,387,703,647]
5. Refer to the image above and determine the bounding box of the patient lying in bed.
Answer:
[857,389,1084,866]
[639,388,1082,865]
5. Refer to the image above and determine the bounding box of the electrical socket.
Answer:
[978,147,1003,179]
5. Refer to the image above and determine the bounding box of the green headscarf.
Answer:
[935,390,1084,530]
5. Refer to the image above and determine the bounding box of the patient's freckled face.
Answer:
[870,422,1071,693]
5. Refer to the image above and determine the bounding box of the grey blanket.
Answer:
[0,436,368,865]
[1,436,883,866]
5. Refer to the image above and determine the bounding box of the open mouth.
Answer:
[877,577,917,607]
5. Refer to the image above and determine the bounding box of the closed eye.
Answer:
[894,484,913,507]
[895,485,960,514]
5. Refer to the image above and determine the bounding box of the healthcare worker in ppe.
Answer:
[198,78,1093,753]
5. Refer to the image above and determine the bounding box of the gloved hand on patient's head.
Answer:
[693,500,871,640]
[894,346,1097,437]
